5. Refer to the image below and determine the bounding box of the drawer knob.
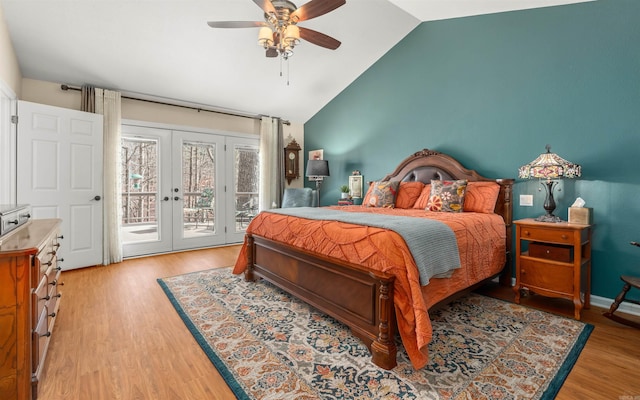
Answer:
[42,261,52,267]
[561,234,568,239]
[57,235,64,239]
[49,279,57,286]
[48,312,56,318]
[39,332,51,338]
[523,230,530,236]
[40,295,50,301]
[53,293,62,299]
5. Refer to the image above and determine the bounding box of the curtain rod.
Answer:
[60,84,290,125]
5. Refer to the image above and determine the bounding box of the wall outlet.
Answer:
[520,194,533,207]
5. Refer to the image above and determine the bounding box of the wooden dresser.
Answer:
[0,219,62,400]
[513,218,592,320]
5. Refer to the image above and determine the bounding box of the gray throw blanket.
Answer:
[266,207,461,285]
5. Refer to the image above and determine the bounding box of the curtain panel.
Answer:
[95,88,123,265]
[259,116,284,211]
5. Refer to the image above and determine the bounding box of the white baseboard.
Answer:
[590,294,640,317]
[494,277,640,317]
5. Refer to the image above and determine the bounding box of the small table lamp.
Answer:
[306,159,330,207]
[518,145,581,222]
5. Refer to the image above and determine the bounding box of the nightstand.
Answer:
[513,218,592,320]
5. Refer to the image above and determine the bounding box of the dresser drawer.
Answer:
[520,258,574,294]
[520,226,574,244]
[33,309,49,372]
[529,242,574,262]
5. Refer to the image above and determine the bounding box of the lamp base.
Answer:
[535,213,564,223]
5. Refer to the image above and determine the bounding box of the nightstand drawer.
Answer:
[520,258,574,294]
[529,242,573,262]
[520,226,573,244]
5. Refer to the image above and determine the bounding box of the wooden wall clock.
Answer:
[284,139,301,184]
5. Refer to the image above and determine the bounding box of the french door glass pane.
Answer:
[121,137,159,243]
[234,145,259,232]
[182,141,216,237]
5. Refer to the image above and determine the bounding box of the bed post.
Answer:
[370,277,398,370]
[245,234,256,282]
[497,179,514,287]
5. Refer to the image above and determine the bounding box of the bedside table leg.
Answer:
[573,299,583,320]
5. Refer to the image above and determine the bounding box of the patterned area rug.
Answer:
[158,268,593,400]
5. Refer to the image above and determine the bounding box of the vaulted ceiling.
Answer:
[1,0,590,123]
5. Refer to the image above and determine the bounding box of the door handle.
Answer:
[92,195,101,201]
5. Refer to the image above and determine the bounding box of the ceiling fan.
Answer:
[207,0,346,60]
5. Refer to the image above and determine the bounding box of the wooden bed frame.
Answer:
[243,149,514,370]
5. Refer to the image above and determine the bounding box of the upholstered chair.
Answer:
[282,188,315,208]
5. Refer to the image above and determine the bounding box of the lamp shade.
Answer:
[306,159,330,177]
[283,25,300,47]
[518,145,581,223]
[257,27,273,47]
[518,145,581,180]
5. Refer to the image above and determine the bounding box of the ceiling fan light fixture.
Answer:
[258,26,274,48]
[208,0,345,64]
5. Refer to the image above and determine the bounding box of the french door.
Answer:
[121,124,259,258]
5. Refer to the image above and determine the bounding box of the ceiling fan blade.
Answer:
[298,27,341,50]
[253,0,276,14]
[207,21,267,28]
[290,0,346,22]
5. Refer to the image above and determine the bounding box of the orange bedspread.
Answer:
[233,206,506,369]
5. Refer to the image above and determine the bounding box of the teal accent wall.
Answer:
[304,0,640,299]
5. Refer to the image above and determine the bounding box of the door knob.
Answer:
[92,195,101,201]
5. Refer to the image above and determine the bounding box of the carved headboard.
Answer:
[381,149,515,283]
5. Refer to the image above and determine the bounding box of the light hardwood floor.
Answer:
[39,246,640,400]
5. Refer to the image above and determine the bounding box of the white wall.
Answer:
[0,4,21,96]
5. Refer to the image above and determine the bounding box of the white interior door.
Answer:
[17,101,103,270]
[0,81,17,205]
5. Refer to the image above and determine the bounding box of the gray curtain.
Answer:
[80,84,95,112]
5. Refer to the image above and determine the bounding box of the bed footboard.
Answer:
[245,234,398,370]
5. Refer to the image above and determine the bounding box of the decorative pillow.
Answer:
[362,181,374,206]
[365,181,400,208]
[464,181,500,214]
[426,180,468,212]
[412,184,432,209]
[395,181,425,209]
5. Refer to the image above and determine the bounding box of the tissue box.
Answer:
[568,207,593,224]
